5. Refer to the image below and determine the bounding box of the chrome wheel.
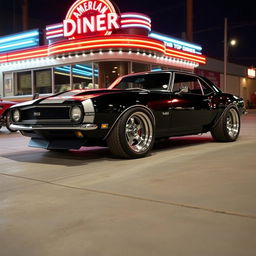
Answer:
[226,108,239,139]
[125,112,153,153]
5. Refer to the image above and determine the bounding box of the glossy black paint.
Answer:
[11,71,245,149]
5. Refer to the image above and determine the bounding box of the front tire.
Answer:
[107,108,155,158]
[211,106,240,142]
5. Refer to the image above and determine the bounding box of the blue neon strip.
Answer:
[149,32,202,51]
[55,66,99,78]
[0,39,38,53]
[151,68,162,71]
[55,67,92,76]
[46,34,64,40]
[55,67,71,73]
[73,68,99,77]
[0,29,39,53]
[75,65,99,73]
[0,30,39,44]
[46,24,63,31]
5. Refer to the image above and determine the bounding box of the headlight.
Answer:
[70,106,82,122]
[13,109,21,122]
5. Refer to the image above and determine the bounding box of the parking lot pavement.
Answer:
[0,111,256,256]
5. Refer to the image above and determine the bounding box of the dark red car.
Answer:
[0,98,17,132]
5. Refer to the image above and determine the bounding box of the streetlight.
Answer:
[224,18,238,92]
[230,39,237,46]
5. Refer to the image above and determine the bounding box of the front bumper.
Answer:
[10,124,98,131]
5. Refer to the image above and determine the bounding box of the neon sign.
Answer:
[63,0,120,38]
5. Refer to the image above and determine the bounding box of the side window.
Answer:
[172,74,213,95]
[197,78,214,95]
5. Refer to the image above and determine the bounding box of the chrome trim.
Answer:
[82,99,95,123]
[10,124,98,131]
[125,111,153,153]
[103,104,155,140]
[226,108,240,139]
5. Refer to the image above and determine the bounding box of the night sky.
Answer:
[1,0,256,66]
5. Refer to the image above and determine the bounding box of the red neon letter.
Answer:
[96,14,107,31]
[107,13,120,30]
[83,16,95,33]
[63,19,76,37]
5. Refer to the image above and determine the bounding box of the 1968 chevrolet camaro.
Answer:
[10,70,245,158]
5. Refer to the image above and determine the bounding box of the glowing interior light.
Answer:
[248,68,256,78]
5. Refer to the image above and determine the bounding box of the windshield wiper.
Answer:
[125,88,150,92]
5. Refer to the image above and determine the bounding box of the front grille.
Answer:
[20,105,72,124]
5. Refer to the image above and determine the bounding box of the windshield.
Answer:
[109,73,171,91]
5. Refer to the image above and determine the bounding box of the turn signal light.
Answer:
[75,131,84,138]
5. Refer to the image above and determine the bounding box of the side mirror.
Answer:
[33,93,39,100]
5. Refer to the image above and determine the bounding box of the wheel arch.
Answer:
[212,103,239,129]
[103,104,155,140]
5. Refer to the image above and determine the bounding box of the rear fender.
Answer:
[212,103,239,128]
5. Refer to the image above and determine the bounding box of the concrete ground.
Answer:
[0,111,256,256]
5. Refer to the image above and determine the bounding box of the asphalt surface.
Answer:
[0,111,256,256]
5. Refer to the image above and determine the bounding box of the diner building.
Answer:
[0,0,207,102]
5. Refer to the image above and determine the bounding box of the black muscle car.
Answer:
[10,70,245,158]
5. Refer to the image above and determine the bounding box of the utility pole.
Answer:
[224,17,228,92]
[13,0,17,32]
[186,0,193,42]
[22,0,29,31]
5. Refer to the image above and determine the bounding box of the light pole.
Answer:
[224,17,228,92]
[224,17,237,92]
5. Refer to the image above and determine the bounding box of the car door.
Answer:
[168,72,214,134]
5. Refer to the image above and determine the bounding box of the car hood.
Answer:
[11,88,151,108]
[38,89,122,104]
[11,89,133,108]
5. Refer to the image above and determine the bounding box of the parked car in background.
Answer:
[9,70,246,158]
[0,97,17,132]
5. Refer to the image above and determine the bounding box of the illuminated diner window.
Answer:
[132,62,150,73]
[15,71,32,96]
[34,69,52,94]
[54,65,71,93]
[3,73,14,97]
[97,61,129,88]
[72,63,99,89]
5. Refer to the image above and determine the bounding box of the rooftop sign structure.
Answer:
[0,0,206,69]
[64,0,120,38]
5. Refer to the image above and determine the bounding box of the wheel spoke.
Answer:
[226,109,240,139]
[125,112,153,153]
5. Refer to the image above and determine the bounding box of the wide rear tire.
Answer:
[107,108,155,158]
[211,106,240,142]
